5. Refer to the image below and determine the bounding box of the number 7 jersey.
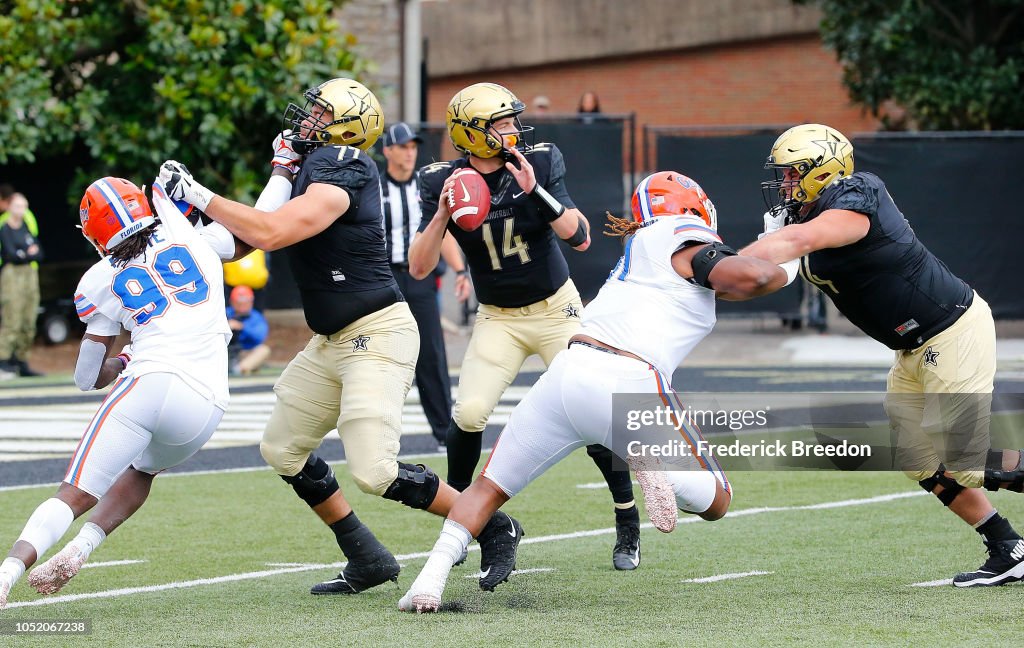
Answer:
[73,181,234,408]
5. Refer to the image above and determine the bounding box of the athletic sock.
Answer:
[586,444,636,504]
[0,557,25,584]
[329,511,385,561]
[69,522,107,560]
[975,511,1022,543]
[445,421,482,491]
[18,498,75,560]
[614,504,640,527]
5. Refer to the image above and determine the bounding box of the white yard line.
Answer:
[5,489,927,609]
[909,578,953,587]
[81,560,146,570]
[681,570,773,583]
[465,567,555,579]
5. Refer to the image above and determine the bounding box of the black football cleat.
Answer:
[477,511,523,592]
[953,538,1024,587]
[311,549,400,595]
[612,522,641,571]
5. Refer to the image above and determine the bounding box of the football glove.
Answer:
[159,160,214,211]
[271,130,302,174]
[758,204,789,240]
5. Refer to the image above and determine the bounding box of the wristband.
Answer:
[455,269,468,277]
[115,353,131,370]
[531,185,566,221]
[562,216,588,247]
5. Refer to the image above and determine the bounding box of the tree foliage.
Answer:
[797,0,1024,130]
[0,0,364,204]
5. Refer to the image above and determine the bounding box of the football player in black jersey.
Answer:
[408,82,643,572]
[742,123,1024,587]
[159,78,522,596]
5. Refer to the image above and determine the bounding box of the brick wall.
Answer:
[425,34,880,168]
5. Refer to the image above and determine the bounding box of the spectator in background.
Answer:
[577,90,603,124]
[226,285,270,376]
[531,95,551,115]
[381,122,469,447]
[0,193,43,377]
[0,184,14,214]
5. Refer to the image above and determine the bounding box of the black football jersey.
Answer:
[285,145,401,334]
[418,143,572,307]
[800,172,972,350]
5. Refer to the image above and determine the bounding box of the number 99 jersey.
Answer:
[73,180,234,408]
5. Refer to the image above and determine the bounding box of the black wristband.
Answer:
[562,216,588,247]
[456,269,468,277]
[531,184,566,222]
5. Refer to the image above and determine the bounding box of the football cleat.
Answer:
[612,522,641,571]
[0,576,11,610]
[953,538,1024,587]
[28,545,86,595]
[311,549,400,595]
[397,554,453,614]
[476,511,523,592]
[628,457,678,533]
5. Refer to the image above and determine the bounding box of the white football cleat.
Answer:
[628,457,678,533]
[28,545,86,595]
[0,576,11,610]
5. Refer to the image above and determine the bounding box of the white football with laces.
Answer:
[447,168,490,232]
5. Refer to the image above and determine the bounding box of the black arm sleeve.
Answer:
[690,242,738,289]
[543,145,575,209]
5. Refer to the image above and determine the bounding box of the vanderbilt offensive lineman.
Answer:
[743,123,1024,587]
[399,172,792,612]
[159,78,521,596]
[408,82,643,571]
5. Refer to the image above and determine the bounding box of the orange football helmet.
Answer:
[631,171,718,230]
[79,177,156,256]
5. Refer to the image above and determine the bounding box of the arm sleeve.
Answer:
[197,222,237,260]
[239,311,269,348]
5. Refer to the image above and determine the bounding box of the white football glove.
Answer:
[758,204,789,240]
[159,160,214,211]
[271,130,302,174]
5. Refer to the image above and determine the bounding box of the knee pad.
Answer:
[382,462,440,510]
[983,449,1024,493]
[918,467,965,507]
[280,454,339,508]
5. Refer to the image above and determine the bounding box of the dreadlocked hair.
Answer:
[603,212,645,239]
[108,224,158,268]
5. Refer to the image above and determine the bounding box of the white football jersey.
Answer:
[73,180,234,408]
[581,215,721,378]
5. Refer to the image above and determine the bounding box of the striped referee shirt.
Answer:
[381,171,422,266]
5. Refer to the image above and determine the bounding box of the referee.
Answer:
[381,123,465,446]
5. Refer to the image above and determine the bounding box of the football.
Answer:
[447,168,490,231]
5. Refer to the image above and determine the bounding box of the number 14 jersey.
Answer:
[73,181,234,408]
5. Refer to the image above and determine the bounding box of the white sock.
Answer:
[410,519,471,595]
[0,557,26,584]
[18,498,75,560]
[69,522,107,559]
[666,471,718,514]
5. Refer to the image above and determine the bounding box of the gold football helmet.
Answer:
[283,78,384,152]
[446,83,531,159]
[762,124,854,212]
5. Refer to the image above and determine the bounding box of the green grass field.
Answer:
[1,449,1023,647]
